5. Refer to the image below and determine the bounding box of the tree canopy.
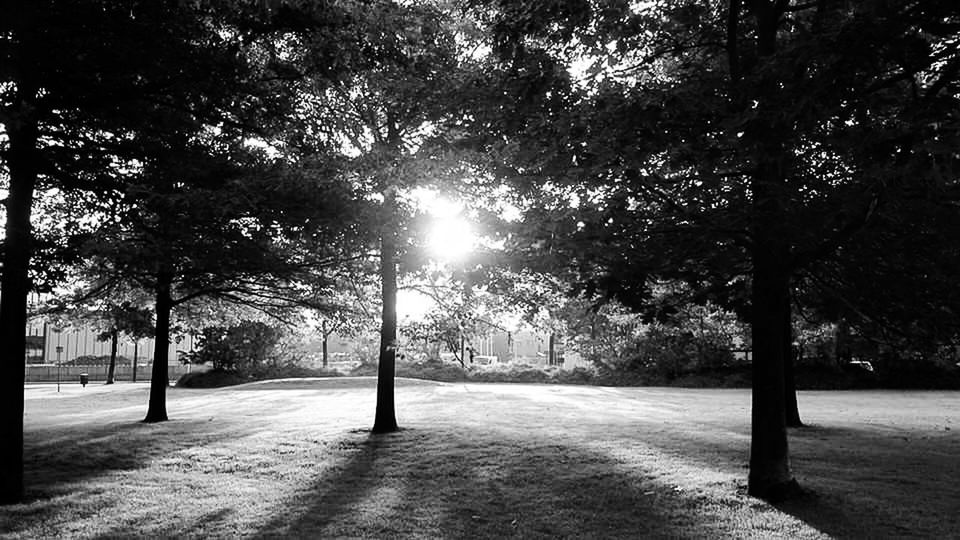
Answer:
[2,0,959,507]
[467,0,960,499]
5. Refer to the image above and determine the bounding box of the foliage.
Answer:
[175,365,343,388]
[469,0,960,498]
[175,370,249,389]
[183,321,283,374]
[60,355,133,368]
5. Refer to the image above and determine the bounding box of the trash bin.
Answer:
[79,373,89,387]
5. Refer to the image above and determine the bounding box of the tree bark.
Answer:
[744,0,801,502]
[321,320,329,369]
[548,332,556,366]
[747,140,801,499]
[144,272,173,423]
[106,330,119,384]
[0,102,39,505]
[372,193,399,434]
[749,240,798,500]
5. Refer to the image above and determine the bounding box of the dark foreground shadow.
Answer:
[632,421,960,538]
[775,423,960,538]
[253,428,731,539]
[18,417,258,503]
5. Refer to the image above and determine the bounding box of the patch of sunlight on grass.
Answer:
[3,380,958,538]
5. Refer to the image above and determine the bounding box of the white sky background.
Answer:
[398,188,475,321]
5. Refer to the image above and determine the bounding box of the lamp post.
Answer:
[56,345,64,392]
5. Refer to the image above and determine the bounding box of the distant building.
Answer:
[457,330,592,369]
[25,321,194,365]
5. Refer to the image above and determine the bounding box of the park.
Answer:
[1,378,958,537]
[2,0,960,537]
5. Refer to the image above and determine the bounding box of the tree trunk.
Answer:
[749,243,799,500]
[144,273,173,423]
[748,141,801,499]
[321,320,329,369]
[548,332,556,366]
[372,194,399,434]
[0,105,39,505]
[784,300,803,427]
[106,330,119,384]
[132,340,138,382]
[744,1,801,502]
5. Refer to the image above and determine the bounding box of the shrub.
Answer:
[252,364,344,380]
[64,355,132,367]
[182,321,282,373]
[176,369,248,388]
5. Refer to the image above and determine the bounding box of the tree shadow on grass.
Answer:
[632,421,960,538]
[254,427,751,539]
[20,417,255,502]
[775,423,960,538]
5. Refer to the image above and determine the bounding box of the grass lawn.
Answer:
[1,379,958,538]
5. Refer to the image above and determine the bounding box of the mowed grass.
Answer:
[2,379,958,539]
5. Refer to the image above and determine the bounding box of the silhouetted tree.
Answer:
[471,0,960,500]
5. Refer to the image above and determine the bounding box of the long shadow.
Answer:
[0,418,249,537]
[253,428,741,539]
[19,416,261,502]
[631,421,960,538]
[777,423,960,538]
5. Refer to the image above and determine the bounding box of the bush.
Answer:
[252,364,344,380]
[399,359,469,382]
[63,355,132,367]
[469,363,554,384]
[182,321,282,373]
[176,365,343,388]
[872,357,960,389]
[350,359,380,377]
[176,369,248,388]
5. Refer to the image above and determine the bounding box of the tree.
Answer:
[0,0,268,504]
[84,134,366,422]
[1,1,375,500]
[185,320,283,373]
[46,287,154,385]
[290,1,487,433]
[471,0,960,500]
[798,182,960,368]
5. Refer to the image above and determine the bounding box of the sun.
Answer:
[414,189,477,263]
[427,214,476,262]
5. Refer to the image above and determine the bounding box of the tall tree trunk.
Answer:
[321,320,329,369]
[144,273,173,423]
[548,332,556,366]
[749,242,798,500]
[745,1,801,502]
[748,144,801,500]
[132,340,138,382]
[106,329,119,384]
[0,105,39,505]
[784,299,803,427]
[372,194,399,434]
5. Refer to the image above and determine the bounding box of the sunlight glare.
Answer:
[397,289,435,321]
[427,214,475,262]
[414,189,478,263]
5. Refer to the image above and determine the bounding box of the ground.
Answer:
[1,379,958,538]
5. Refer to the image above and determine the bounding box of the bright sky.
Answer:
[397,288,436,321]
[397,189,479,320]
[424,204,476,264]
